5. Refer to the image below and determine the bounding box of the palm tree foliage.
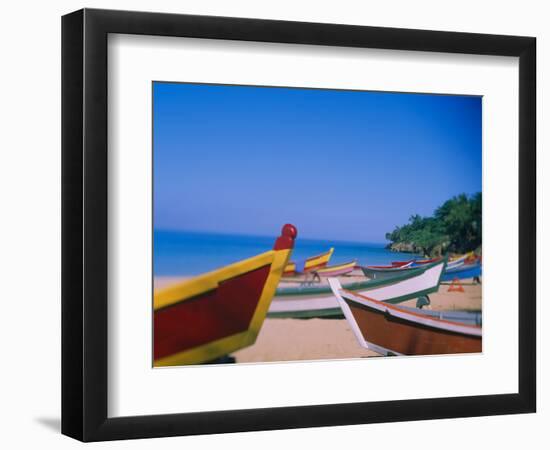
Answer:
[385,193,482,256]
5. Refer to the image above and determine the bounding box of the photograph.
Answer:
[152,82,483,367]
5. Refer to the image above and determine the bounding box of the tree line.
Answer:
[385,192,482,257]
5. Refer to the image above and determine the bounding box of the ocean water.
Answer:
[154,230,421,276]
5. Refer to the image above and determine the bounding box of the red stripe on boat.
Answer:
[154,265,271,361]
[390,261,413,267]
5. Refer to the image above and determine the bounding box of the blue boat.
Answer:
[441,262,482,281]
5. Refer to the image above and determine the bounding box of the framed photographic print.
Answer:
[62,8,536,441]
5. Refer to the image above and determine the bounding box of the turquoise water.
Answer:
[154,230,421,276]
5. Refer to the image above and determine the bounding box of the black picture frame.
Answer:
[62,8,536,442]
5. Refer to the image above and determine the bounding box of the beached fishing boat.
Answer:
[411,257,440,266]
[312,260,357,277]
[391,253,473,270]
[446,259,465,271]
[328,279,482,356]
[442,261,482,282]
[268,258,447,319]
[447,252,475,269]
[154,224,297,367]
[390,260,415,267]
[360,261,422,280]
[283,247,334,275]
[416,257,440,264]
[370,261,414,269]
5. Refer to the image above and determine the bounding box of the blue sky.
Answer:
[153,82,481,243]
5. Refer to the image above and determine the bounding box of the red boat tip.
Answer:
[273,224,297,250]
[282,223,297,239]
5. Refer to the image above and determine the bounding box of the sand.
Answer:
[154,274,481,364]
[234,318,380,362]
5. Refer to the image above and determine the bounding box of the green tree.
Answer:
[386,192,481,256]
[408,217,447,256]
[435,193,482,253]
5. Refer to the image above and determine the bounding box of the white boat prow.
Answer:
[328,278,370,350]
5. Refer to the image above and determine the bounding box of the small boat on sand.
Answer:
[154,224,297,367]
[360,261,421,280]
[446,252,475,269]
[390,260,415,267]
[411,257,440,266]
[283,248,334,276]
[390,253,475,270]
[328,278,482,356]
[312,260,357,277]
[370,261,414,269]
[442,261,482,282]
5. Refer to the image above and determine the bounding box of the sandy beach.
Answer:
[154,274,481,364]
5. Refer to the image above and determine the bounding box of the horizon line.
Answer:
[153,227,388,246]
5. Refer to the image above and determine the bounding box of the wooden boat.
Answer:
[416,257,440,264]
[360,261,422,280]
[391,253,473,270]
[283,247,334,276]
[446,259,465,271]
[450,251,473,262]
[390,260,415,267]
[312,260,357,277]
[411,257,440,266]
[328,279,482,356]
[154,224,297,367]
[447,252,474,269]
[370,261,414,269]
[442,261,482,282]
[268,258,447,319]
[389,258,440,268]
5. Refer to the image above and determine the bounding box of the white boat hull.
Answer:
[268,260,445,317]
